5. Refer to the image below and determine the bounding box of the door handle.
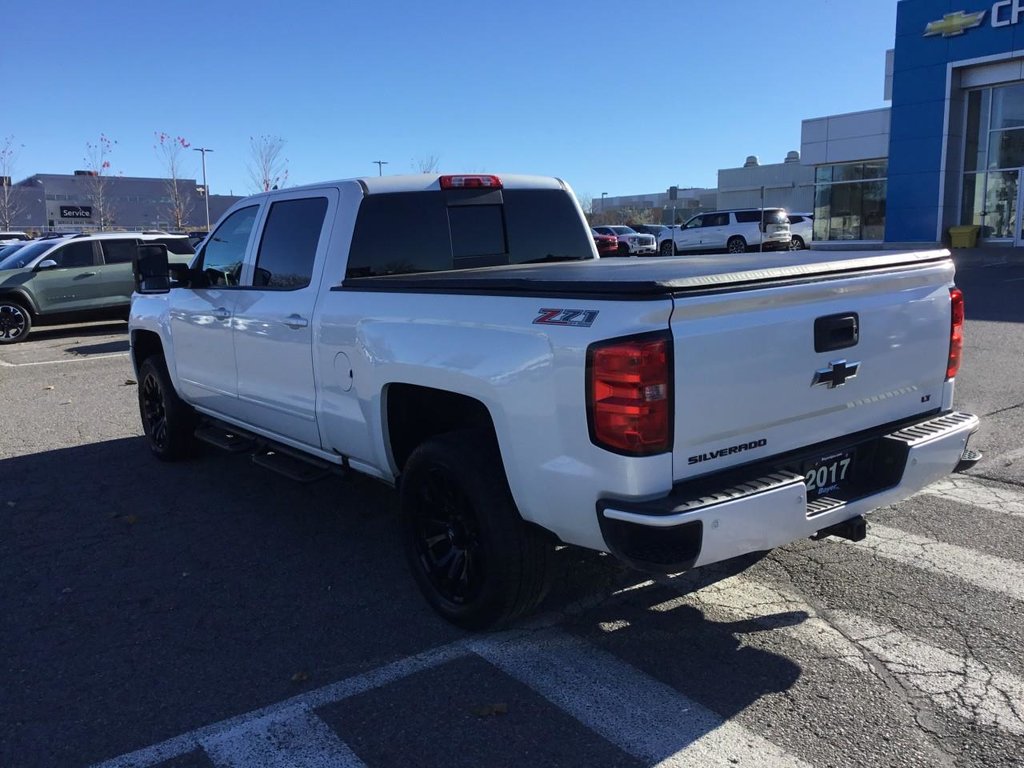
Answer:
[210,307,230,320]
[78,271,97,277]
[282,313,309,329]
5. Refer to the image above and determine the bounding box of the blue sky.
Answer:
[3,0,898,205]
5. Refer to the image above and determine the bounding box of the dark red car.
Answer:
[590,228,618,256]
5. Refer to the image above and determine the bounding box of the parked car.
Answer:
[0,231,31,244]
[591,225,658,255]
[660,209,791,256]
[0,242,29,263]
[590,228,619,256]
[787,212,814,250]
[0,232,193,343]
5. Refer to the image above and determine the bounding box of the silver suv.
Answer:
[659,209,791,256]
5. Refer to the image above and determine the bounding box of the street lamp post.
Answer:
[373,160,388,176]
[193,147,213,231]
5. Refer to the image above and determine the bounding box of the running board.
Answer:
[252,448,333,483]
[195,424,255,453]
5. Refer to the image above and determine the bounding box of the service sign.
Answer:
[60,205,92,219]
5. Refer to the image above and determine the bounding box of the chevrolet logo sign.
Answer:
[812,359,860,389]
[924,10,987,37]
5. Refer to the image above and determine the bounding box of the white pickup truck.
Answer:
[129,173,980,629]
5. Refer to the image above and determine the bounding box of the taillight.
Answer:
[947,287,965,380]
[587,333,672,456]
[439,174,502,189]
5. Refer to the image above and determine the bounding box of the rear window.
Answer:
[346,189,593,278]
[735,209,789,224]
[156,237,195,255]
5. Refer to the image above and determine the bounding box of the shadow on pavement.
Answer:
[1,437,803,768]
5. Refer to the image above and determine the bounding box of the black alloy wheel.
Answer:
[137,356,197,461]
[0,301,31,344]
[411,465,484,607]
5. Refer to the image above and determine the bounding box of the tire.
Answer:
[789,236,805,251]
[660,240,675,257]
[137,355,198,461]
[400,429,553,630]
[0,299,32,344]
[618,242,630,256]
[727,236,747,254]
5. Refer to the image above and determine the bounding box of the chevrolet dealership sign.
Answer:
[926,2,1024,36]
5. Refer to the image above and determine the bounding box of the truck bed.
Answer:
[337,249,952,298]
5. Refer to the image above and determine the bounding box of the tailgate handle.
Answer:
[814,313,859,352]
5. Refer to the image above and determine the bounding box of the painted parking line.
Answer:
[918,475,1024,518]
[202,707,365,768]
[0,352,129,367]
[663,574,1024,736]
[471,628,809,768]
[89,641,469,768]
[850,523,1024,603]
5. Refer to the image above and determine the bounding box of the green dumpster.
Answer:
[948,225,980,248]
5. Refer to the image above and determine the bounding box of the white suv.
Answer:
[591,225,658,256]
[786,212,813,250]
[659,209,791,256]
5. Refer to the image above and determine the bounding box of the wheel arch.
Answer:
[130,328,165,377]
[384,383,499,475]
[0,288,40,316]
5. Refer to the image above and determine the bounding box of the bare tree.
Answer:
[575,191,593,218]
[248,135,289,192]
[84,134,116,230]
[413,154,440,174]
[154,132,194,231]
[0,136,26,230]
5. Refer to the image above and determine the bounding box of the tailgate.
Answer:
[670,259,956,482]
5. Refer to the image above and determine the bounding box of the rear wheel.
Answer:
[727,236,747,254]
[0,299,32,344]
[138,355,198,461]
[660,240,675,257]
[400,429,552,630]
[618,242,630,256]
[789,236,805,251]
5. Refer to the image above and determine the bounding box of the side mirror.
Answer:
[36,259,58,270]
[133,243,171,294]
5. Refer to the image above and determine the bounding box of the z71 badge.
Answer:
[533,308,600,327]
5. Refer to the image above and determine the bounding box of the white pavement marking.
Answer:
[919,475,1024,518]
[203,707,365,768]
[856,524,1024,603]
[0,352,128,367]
[471,628,809,768]
[663,575,1024,736]
[88,641,469,768]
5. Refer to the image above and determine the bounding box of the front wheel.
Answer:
[727,236,747,254]
[660,240,675,257]
[0,300,32,344]
[617,242,631,256]
[400,430,552,630]
[138,355,198,461]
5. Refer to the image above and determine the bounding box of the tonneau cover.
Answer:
[338,250,952,298]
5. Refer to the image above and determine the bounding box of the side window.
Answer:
[734,211,761,224]
[251,197,328,289]
[199,205,259,287]
[346,193,452,278]
[101,239,138,265]
[684,216,703,229]
[51,241,96,267]
[704,213,728,227]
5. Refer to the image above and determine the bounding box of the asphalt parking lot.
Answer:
[3,250,1024,767]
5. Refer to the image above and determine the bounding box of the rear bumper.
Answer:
[597,411,980,572]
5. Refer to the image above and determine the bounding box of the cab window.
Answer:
[251,197,328,290]
[199,206,259,287]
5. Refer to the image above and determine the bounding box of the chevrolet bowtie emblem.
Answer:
[924,10,986,37]
[812,360,860,389]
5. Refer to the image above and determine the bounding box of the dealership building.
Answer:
[604,0,1024,247]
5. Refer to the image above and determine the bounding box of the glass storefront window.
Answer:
[960,173,986,227]
[964,90,990,172]
[815,166,833,184]
[984,170,1018,238]
[990,83,1024,130]
[812,161,887,241]
[987,128,1024,169]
